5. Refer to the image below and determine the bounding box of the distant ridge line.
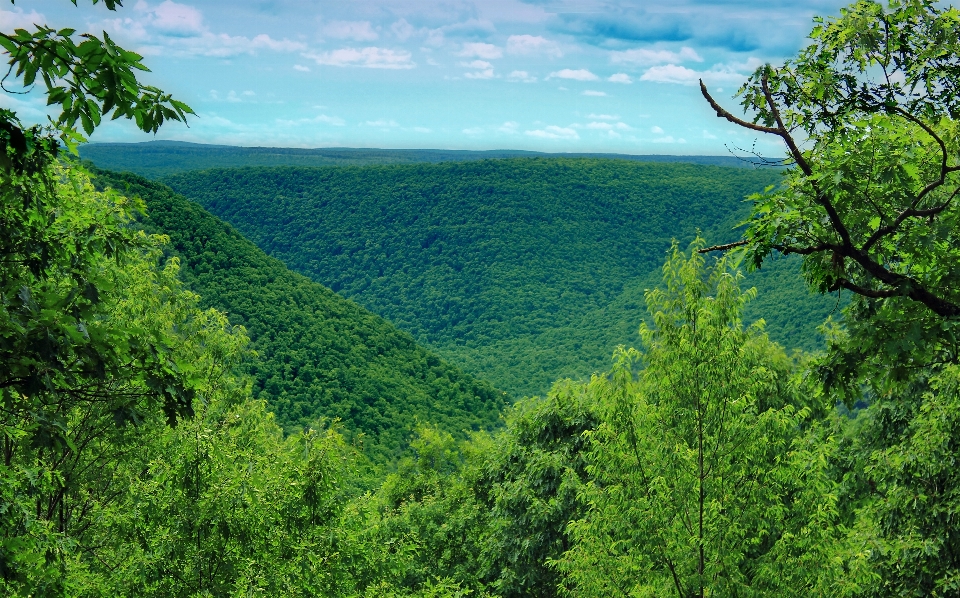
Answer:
[80,140,775,178]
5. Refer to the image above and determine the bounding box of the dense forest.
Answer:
[5,0,960,596]
[92,169,507,461]
[163,159,836,397]
[79,140,765,178]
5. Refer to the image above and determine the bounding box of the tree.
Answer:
[700,0,960,380]
[0,2,204,594]
[700,3,960,592]
[557,242,860,597]
[478,382,598,598]
[1,0,193,157]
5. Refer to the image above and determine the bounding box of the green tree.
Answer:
[700,0,960,379]
[557,242,858,597]
[702,2,960,592]
[0,165,256,595]
[1,0,193,154]
[477,382,598,598]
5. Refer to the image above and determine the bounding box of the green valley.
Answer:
[93,169,507,461]
[7,1,960,595]
[162,159,838,397]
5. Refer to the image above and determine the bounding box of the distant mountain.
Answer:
[80,140,772,178]
[162,159,836,398]
[93,169,509,462]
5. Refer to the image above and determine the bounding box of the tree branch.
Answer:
[699,80,781,136]
[760,72,812,176]
[698,240,748,254]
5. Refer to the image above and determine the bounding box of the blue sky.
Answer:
[0,0,850,154]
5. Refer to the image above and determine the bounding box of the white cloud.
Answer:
[459,42,502,59]
[462,59,495,79]
[610,46,702,66]
[251,34,305,52]
[276,114,346,126]
[640,60,758,86]
[304,47,415,69]
[365,119,400,128]
[703,130,718,139]
[582,90,606,96]
[608,73,632,84]
[499,121,520,133]
[548,68,599,81]
[321,20,378,42]
[318,114,345,126]
[150,1,204,36]
[210,90,254,103]
[293,64,310,72]
[651,126,664,134]
[412,126,432,133]
[462,60,493,69]
[463,126,485,135]
[0,93,49,120]
[465,68,495,79]
[506,34,562,57]
[507,70,537,83]
[525,125,579,140]
[652,136,687,144]
[0,8,45,31]
[588,113,620,120]
[99,2,305,58]
[586,121,631,130]
[391,19,415,42]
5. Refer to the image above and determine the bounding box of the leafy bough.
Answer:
[700,0,960,321]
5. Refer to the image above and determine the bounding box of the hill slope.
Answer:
[93,169,508,461]
[80,140,766,178]
[162,159,837,397]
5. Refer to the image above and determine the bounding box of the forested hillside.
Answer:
[164,159,837,397]
[79,139,764,178]
[94,170,507,461]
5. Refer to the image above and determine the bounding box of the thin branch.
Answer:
[700,80,781,136]
[760,72,812,176]
[698,240,748,254]
[829,278,899,299]
[863,186,960,252]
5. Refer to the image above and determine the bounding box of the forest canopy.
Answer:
[163,160,837,398]
[4,0,960,596]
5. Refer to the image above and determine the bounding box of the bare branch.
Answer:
[699,80,781,136]
[698,240,748,254]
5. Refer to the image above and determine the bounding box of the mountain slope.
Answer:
[162,159,837,397]
[93,169,508,462]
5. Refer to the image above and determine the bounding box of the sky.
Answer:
[0,0,851,154]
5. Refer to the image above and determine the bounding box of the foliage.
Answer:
[364,383,600,598]
[557,242,860,597]
[697,1,960,595]
[0,161,249,595]
[0,159,478,597]
[0,0,193,151]
[477,382,598,598]
[92,169,508,462]
[161,159,836,397]
[702,0,960,385]
[825,354,960,597]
